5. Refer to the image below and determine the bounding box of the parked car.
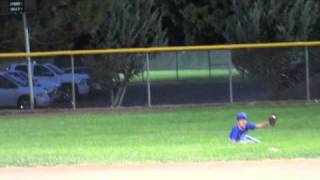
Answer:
[63,65,104,95]
[6,63,91,98]
[0,71,51,109]
[6,70,62,101]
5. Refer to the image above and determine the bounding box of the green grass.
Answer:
[131,69,240,82]
[0,104,320,166]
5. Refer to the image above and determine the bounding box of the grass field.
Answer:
[132,69,240,82]
[0,103,319,167]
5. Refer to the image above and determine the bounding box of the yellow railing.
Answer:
[0,41,320,59]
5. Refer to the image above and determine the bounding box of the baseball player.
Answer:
[229,112,277,144]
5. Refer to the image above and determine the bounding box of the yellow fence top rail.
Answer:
[1,41,320,59]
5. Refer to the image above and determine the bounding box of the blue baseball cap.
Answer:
[236,112,248,120]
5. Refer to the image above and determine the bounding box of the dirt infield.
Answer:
[0,159,319,180]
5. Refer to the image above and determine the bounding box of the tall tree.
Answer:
[90,0,168,107]
[0,0,109,52]
[155,0,232,45]
[223,0,320,94]
[30,0,109,51]
[224,0,319,43]
[0,15,26,52]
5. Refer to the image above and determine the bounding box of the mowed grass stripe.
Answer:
[0,104,319,166]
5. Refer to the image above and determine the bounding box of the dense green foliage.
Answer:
[0,104,319,166]
[89,0,168,107]
[155,0,232,45]
[1,0,320,101]
[224,0,320,91]
[157,0,320,91]
[0,0,109,52]
[2,0,320,51]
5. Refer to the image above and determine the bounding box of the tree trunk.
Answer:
[111,87,122,107]
[111,80,129,108]
[110,89,114,108]
[117,85,127,107]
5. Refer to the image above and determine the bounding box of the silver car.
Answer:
[0,71,51,109]
[6,70,61,101]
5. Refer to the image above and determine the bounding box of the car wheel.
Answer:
[62,87,72,103]
[17,97,31,110]
[62,85,79,102]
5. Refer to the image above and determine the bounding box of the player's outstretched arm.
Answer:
[256,121,269,128]
[256,113,278,128]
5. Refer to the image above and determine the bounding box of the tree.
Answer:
[155,0,232,45]
[30,0,109,51]
[0,15,27,52]
[90,0,168,107]
[0,0,109,52]
[223,0,320,94]
[224,0,320,43]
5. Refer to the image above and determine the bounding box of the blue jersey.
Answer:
[229,122,256,141]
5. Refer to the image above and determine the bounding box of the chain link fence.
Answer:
[0,42,319,110]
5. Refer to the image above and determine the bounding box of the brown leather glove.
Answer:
[268,113,278,127]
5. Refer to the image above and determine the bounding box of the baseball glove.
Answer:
[268,113,278,127]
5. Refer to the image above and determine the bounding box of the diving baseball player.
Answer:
[229,112,277,144]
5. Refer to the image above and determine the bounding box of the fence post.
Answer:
[70,55,76,110]
[228,57,234,104]
[22,12,34,110]
[305,47,311,102]
[146,53,152,107]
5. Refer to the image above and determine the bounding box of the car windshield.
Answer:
[18,72,28,79]
[8,72,27,81]
[4,74,27,87]
[46,64,64,75]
